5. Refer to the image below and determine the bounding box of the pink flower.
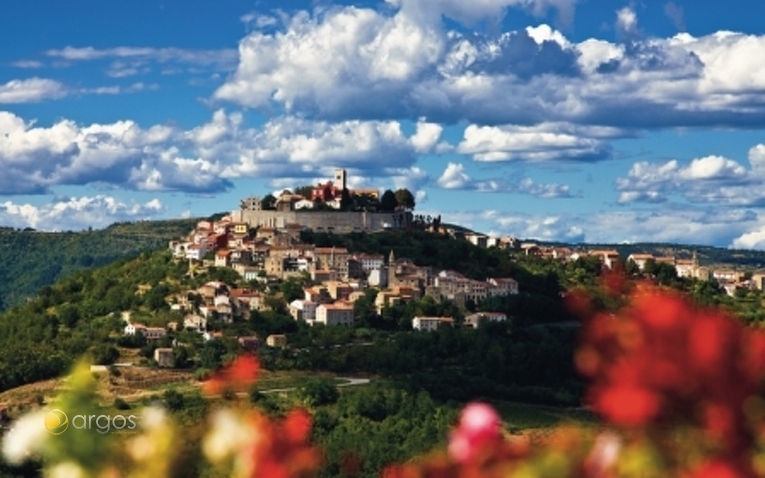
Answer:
[448,402,502,464]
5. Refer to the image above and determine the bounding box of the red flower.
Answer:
[594,385,661,427]
[203,354,260,396]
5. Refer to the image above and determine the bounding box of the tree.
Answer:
[655,263,678,285]
[353,289,378,327]
[262,194,277,210]
[394,188,415,210]
[294,185,314,198]
[89,344,119,365]
[200,340,227,370]
[380,190,397,212]
[300,377,340,406]
[113,397,131,410]
[643,258,658,277]
[280,277,305,303]
[353,193,379,212]
[340,188,352,211]
[625,259,641,277]
[173,346,191,368]
[163,389,185,411]
[58,304,80,328]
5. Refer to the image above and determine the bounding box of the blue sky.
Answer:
[2,0,765,248]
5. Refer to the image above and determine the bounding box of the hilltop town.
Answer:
[150,169,765,360]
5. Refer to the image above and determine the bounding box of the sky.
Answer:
[1,0,765,249]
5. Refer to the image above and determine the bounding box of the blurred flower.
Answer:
[47,461,88,478]
[1,410,49,464]
[203,408,256,464]
[126,406,176,478]
[204,354,260,396]
[584,431,621,477]
[448,402,502,464]
[244,408,322,478]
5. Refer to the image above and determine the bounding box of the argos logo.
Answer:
[44,409,138,435]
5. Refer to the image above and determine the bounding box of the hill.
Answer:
[518,239,765,270]
[0,218,197,310]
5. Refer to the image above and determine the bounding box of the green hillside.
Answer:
[0,218,197,310]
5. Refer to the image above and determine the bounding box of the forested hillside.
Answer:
[0,219,196,310]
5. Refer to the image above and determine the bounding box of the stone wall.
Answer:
[231,209,411,232]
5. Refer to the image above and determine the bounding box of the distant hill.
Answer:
[521,240,765,270]
[0,218,197,310]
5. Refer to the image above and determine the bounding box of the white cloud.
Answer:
[389,166,430,191]
[749,144,765,171]
[389,0,579,27]
[731,228,765,250]
[410,121,443,153]
[0,111,230,194]
[0,78,66,103]
[525,24,569,47]
[437,162,472,189]
[0,109,444,196]
[214,6,765,130]
[45,46,238,79]
[80,82,159,95]
[456,123,616,162]
[617,150,765,205]
[11,60,43,69]
[214,6,444,113]
[615,7,639,37]
[46,46,237,66]
[446,207,765,248]
[0,196,164,231]
[219,115,439,179]
[678,155,746,180]
[436,162,572,197]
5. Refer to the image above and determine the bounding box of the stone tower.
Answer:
[388,250,396,288]
[334,168,347,191]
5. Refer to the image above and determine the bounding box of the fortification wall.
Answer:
[232,209,411,232]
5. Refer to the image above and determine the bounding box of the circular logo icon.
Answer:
[44,409,69,435]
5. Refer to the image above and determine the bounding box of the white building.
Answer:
[464,312,508,328]
[355,253,385,273]
[185,243,209,261]
[183,314,207,333]
[367,268,388,288]
[315,302,355,326]
[413,316,454,332]
[289,299,318,323]
[487,278,519,296]
[294,199,315,210]
[124,322,145,336]
[124,322,166,340]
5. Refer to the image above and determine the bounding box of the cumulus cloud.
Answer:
[732,228,765,250]
[0,109,443,196]
[219,115,441,179]
[617,147,765,205]
[456,122,617,162]
[0,111,230,194]
[0,196,165,231]
[437,162,572,197]
[0,78,67,103]
[388,0,579,27]
[213,4,765,130]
